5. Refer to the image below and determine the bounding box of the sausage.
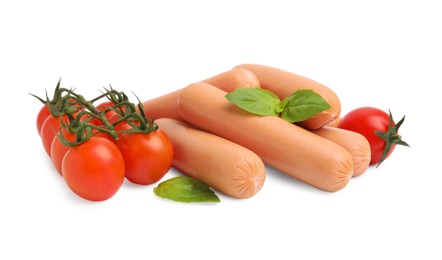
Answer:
[155,118,266,199]
[141,67,260,120]
[312,126,371,177]
[202,67,260,92]
[177,82,354,192]
[233,63,341,130]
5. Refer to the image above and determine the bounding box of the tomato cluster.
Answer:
[34,83,173,201]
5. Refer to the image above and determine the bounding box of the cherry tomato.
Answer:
[40,114,72,156]
[62,137,125,201]
[36,105,51,135]
[116,129,173,185]
[89,101,125,126]
[338,107,409,166]
[50,128,76,176]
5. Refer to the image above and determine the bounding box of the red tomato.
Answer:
[40,114,72,156]
[36,105,51,135]
[62,137,125,201]
[50,128,76,176]
[116,129,173,185]
[338,107,409,166]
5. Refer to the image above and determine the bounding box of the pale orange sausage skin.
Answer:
[326,116,341,127]
[233,63,341,130]
[177,82,354,192]
[142,68,260,120]
[312,126,371,177]
[155,118,266,199]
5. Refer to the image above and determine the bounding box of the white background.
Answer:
[1,0,441,259]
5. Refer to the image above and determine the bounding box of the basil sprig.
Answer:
[154,176,220,203]
[225,88,330,123]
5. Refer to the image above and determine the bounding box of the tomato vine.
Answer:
[31,79,158,147]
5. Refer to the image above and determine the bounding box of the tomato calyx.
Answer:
[29,78,82,117]
[114,95,158,135]
[374,109,410,167]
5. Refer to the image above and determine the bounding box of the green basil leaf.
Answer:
[225,88,280,116]
[154,176,220,203]
[281,89,331,123]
